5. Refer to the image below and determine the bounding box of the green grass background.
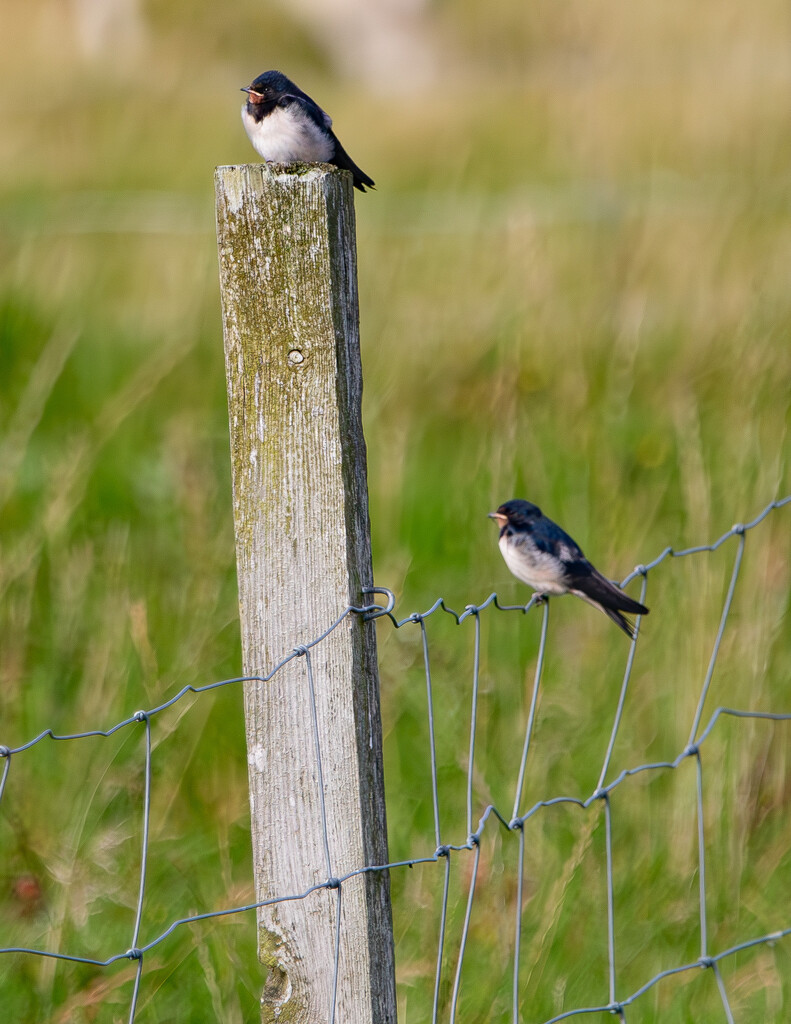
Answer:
[1,0,790,1020]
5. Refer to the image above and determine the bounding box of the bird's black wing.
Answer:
[567,564,648,615]
[280,87,334,129]
[329,135,375,192]
[565,564,649,638]
[528,515,587,564]
[283,94,374,192]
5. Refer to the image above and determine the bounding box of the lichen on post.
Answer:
[215,162,396,1024]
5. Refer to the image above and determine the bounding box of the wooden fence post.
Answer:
[214,163,396,1024]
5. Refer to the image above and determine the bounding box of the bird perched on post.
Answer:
[241,70,375,193]
[489,499,649,639]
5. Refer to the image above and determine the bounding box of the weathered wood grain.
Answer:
[215,163,396,1024]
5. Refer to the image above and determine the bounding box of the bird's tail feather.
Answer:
[570,570,648,639]
[574,571,649,616]
[332,137,375,192]
[601,605,639,640]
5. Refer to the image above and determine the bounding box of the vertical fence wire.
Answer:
[513,823,526,1024]
[688,532,745,745]
[127,956,145,1024]
[130,712,152,954]
[603,794,617,1009]
[694,750,708,959]
[301,641,346,1024]
[419,616,443,852]
[512,599,550,822]
[466,608,482,840]
[597,574,648,791]
[712,961,736,1024]
[329,885,343,1024]
[0,753,10,804]
[301,645,335,881]
[432,853,452,1024]
[449,839,481,1022]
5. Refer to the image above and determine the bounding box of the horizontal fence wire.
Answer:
[0,495,790,1022]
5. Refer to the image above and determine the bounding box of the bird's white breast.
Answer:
[499,535,569,595]
[241,104,334,163]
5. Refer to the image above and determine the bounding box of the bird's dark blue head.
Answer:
[242,70,296,106]
[488,499,543,536]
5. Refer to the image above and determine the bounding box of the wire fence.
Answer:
[1,495,790,1023]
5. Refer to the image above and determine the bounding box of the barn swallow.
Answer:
[241,70,375,192]
[489,499,649,639]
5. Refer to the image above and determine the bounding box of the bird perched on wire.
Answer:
[489,499,649,639]
[241,70,375,193]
